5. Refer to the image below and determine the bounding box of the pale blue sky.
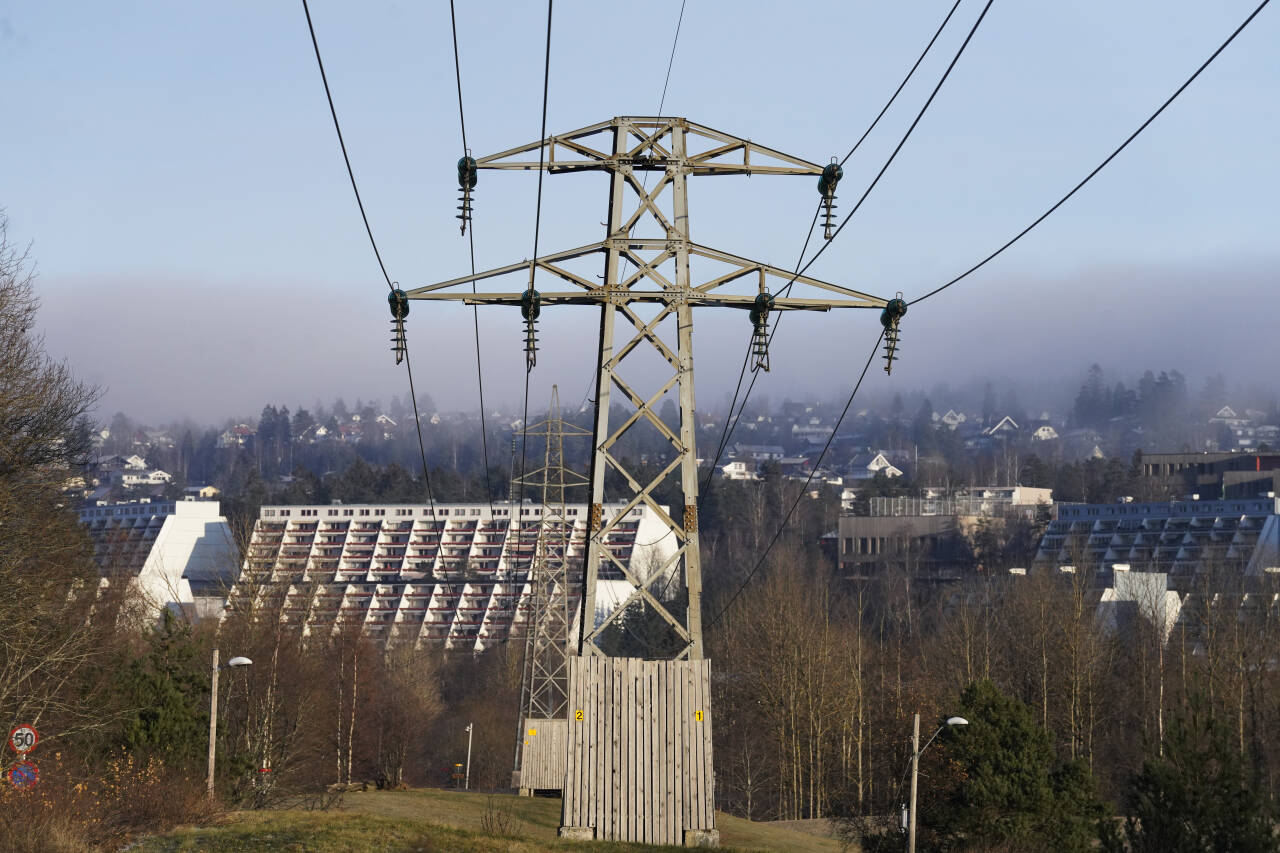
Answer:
[3,1,1277,423]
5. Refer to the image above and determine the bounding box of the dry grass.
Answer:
[132,787,852,852]
[0,752,218,853]
[336,787,849,851]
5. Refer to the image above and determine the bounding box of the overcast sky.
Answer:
[3,1,1277,425]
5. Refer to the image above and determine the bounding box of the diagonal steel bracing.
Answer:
[513,386,590,731]
[408,117,890,663]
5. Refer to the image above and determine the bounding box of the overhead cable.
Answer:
[705,329,884,630]
[910,0,1273,306]
[517,0,555,512]
[701,0,984,489]
[300,0,437,515]
[447,0,497,515]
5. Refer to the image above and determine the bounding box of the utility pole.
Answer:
[407,116,889,844]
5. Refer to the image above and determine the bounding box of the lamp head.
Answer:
[945,716,969,727]
[227,656,253,668]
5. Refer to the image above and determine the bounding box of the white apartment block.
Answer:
[78,498,238,621]
[225,501,675,652]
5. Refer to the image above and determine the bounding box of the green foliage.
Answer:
[119,610,210,767]
[921,680,1106,852]
[1101,701,1278,853]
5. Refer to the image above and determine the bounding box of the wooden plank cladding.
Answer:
[560,656,716,845]
[517,718,567,791]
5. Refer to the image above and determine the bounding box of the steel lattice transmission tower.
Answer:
[511,386,588,789]
[409,116,889,842]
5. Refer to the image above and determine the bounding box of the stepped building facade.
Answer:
[225,501,674,651]
[1034,496,1280,584]
[78,498,238,621]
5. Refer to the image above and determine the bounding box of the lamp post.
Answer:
[207,648,253,798]
[464,723,474,790]
[907,713,968,853]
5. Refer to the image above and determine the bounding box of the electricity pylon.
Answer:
[409,117,889,841]
[408,116,888,660]
[512,386,588,787]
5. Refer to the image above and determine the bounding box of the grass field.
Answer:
[134,788,851,852]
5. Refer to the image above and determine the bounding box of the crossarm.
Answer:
[408,292,863,310]
[403,242,606,297]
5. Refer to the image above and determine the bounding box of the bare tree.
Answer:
[0,211,106,738]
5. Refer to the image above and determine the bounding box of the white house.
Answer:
[720,461,759,481]
[116,469,174,488]
[1209,406,1250,427]
[849,451,903,480]
[984,416,1020,437]
[1031,424,1059,441]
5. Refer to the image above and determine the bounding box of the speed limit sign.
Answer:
[8,726,37,755]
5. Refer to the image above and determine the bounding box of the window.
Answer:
[264,509,276,517]
[280,510,291,517]
[375,509,386,517]
[343,509,354,517]
[327,509,338,516]
[470,509,480,516]
[359,509,370,516]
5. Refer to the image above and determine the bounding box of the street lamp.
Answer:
[207,648,253,798]
[906,713,968,853]
[464,723,474,790]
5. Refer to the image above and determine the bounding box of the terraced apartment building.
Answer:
[225,501,674,651]
[1033,496,1280,585]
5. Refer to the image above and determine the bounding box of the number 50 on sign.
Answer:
[8,726,37,755]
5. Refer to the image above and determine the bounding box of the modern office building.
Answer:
[77,498,238,621]
[1137,451,1280,500]
[224,501,675,651]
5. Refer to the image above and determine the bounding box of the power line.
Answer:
[300,0,394,293]
[448,0,470,155]
[910,0,1273,306]
[700,202,822,494]
[447,0,497,515]
[705,329,884,630]
[782,0,995,293]
[706,0,1274,625]
[657,0,688,118]
[637,0,689,202]
[517,0,555,513]
[300,0,437,516]
[838,0,965,169]
[529,0,554,270]
[700,0,979,489]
